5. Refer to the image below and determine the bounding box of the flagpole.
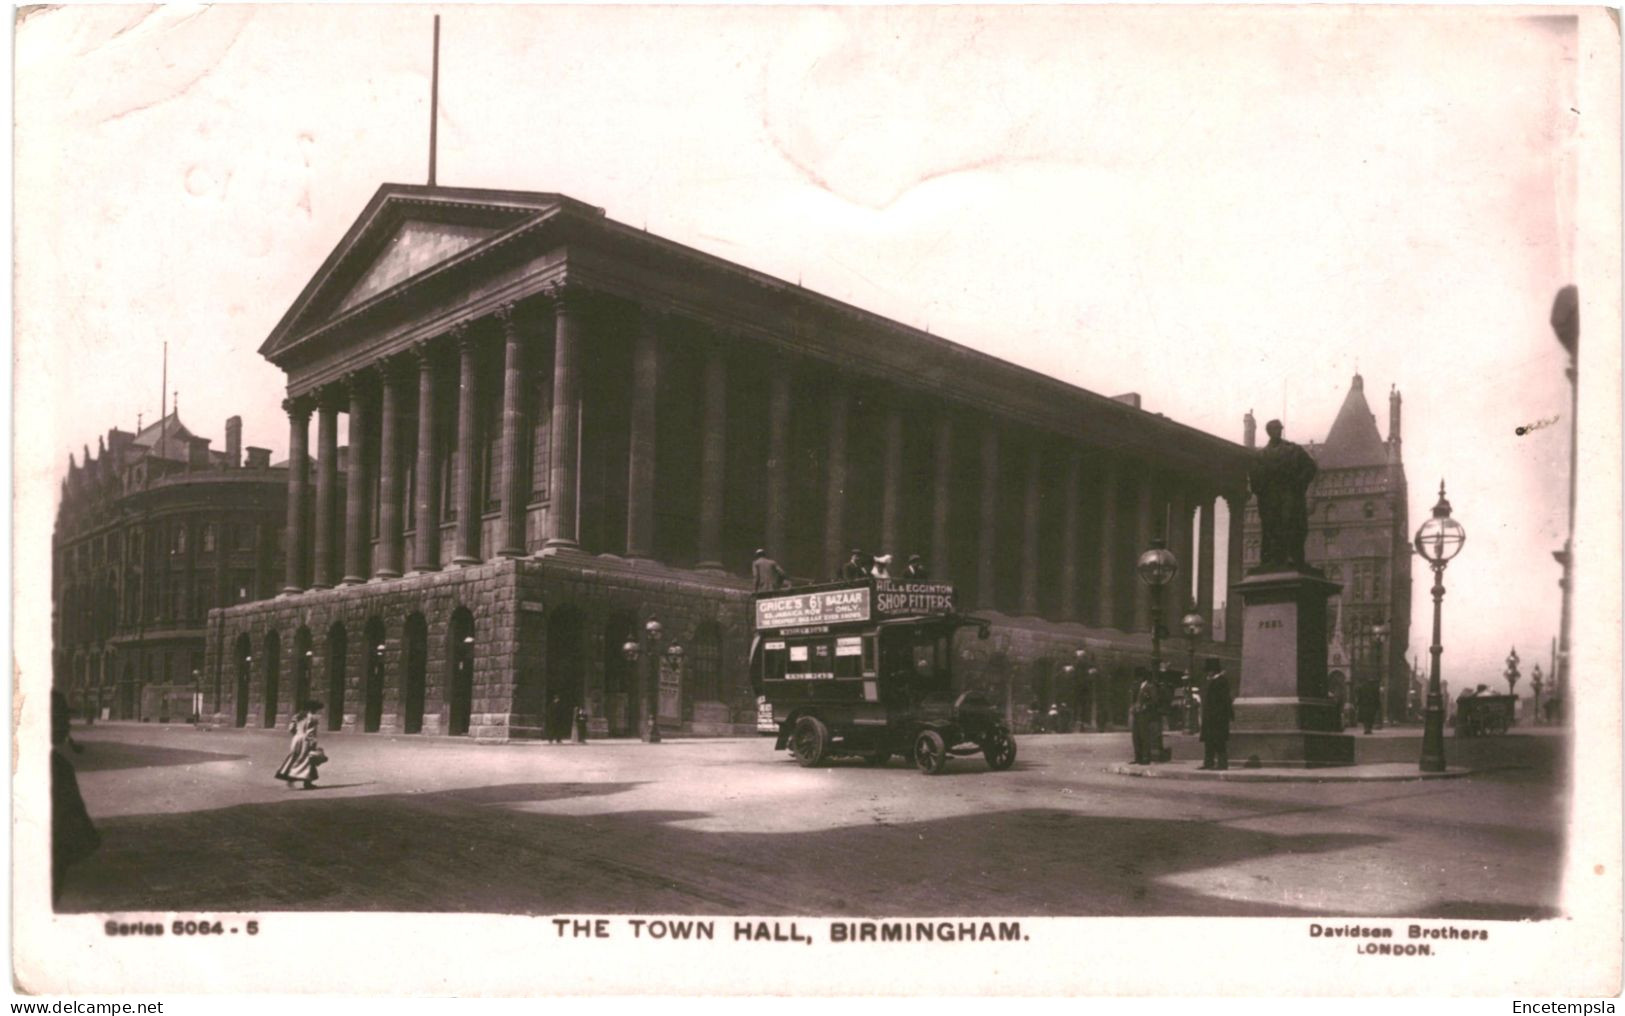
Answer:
[428,15,440,186]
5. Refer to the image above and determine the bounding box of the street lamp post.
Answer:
[1504,647,1521,696]
[622,618,666,743]
[1530,663,1544,725]
[1136,537,1179,758]
[1369,621,1390,726]
[1415,481,1466,772]
[1181,610,1204,734]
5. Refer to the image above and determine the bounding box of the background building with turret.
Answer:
[1242,374,1413,722]
[52,412,290,721]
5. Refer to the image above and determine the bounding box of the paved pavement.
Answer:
[54,722,1569,918]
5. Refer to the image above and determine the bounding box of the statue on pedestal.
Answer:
[1248,419,1318,569]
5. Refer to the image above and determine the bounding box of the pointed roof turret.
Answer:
[1316,373,1389,469]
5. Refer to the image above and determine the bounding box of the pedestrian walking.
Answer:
[1199,659,1233,770]
[51,689,99,905]
[274,700,327,790]
[572,705,589,744]
[1129,669,1160,765]
[751,548,787,592]
[547,694,570,743]
[1356,678,1381,735]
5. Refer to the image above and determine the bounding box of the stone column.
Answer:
[342,372,372,585]
[452,325,481,566]
[764,371,791,563]
[311,396,340,590]
[412,343,442,572]
[1198,494,1217,620]
[1060,449,1081,620]
[695,344,727,569]
[497,304,529,557]
[930,413,952,581]
[545,287,582,552]
[625,314,660,561]
[1020,443,1041,615]
[821,386,850,579]
[1225,492,1246,644]
[976,424,998,609]
[375,361,405,579]
[880,408,903,557]
[1164,485,1190,621]
[1132,473,1154,632]
[1095,458,1120,627]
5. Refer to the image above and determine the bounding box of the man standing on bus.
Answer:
[840,548,870,581]
[752,548,787,592]
[904,554,929,579]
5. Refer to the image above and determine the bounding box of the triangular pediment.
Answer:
[332,218,499,315]
[261,184,600,359]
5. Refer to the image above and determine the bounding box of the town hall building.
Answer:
[205,183,1255,739]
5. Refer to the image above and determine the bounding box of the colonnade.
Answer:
[278,285,1247,640]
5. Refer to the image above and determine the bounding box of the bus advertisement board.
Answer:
[754,587,872,629]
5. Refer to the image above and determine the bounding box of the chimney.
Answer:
[187,436,211,468]
[225,416,243,468]
[1112,392,1142,410]
[1243,409,1257,449]
[244,447,271,470]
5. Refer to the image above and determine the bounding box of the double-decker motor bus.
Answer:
[751,578,1016,774]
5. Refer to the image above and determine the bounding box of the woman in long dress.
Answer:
[275,700,325,790]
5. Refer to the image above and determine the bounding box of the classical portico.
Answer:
[209,183,1252,740]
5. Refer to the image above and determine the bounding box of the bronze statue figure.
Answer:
[1248,419,1318,569]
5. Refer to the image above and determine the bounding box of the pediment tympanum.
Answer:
[332,218,499,315]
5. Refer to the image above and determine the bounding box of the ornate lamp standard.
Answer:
[1136,537,1179,678]
[621,618,675,744]
[1181,609,1205,734]
[1415,481,1466,772]
[1530,663,1544,725]
[1504,647,1521,696]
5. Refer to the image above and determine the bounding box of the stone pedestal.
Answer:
[1228,568,1355,768]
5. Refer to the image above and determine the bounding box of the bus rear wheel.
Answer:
[914,730,948,775]
[790,716,830,767]
[983,729,1017,771]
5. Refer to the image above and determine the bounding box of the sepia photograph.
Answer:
[12,3,1622,998]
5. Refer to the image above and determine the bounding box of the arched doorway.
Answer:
[262,631,281,728]
[293,627,313,713]
[363,618,386,733]
[402,613,428,734]
[326,622,348,731]
[546,608,584,737]
[233,634,252,728]
[446,607,475,736]
[119,662,136,721]
[602,613,636,737]
[689,622,722,721]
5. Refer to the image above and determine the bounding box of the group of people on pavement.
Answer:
[751,546,930,592]
[1129,658,1234,770]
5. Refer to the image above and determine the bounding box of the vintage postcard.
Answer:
[12,3,1622,999]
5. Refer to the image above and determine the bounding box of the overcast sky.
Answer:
[16,5,1588,686]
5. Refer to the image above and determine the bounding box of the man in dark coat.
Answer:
[839,548,870,581]
[904,554,929,579]
[1129,669,1160,765]
[1355,678,1382,735]
[1248,419,1318,568]
[752,548,787,592]
[1199,658,1234,770]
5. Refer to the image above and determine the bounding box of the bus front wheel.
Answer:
[914,730,948,775]
[790,716,830,767]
